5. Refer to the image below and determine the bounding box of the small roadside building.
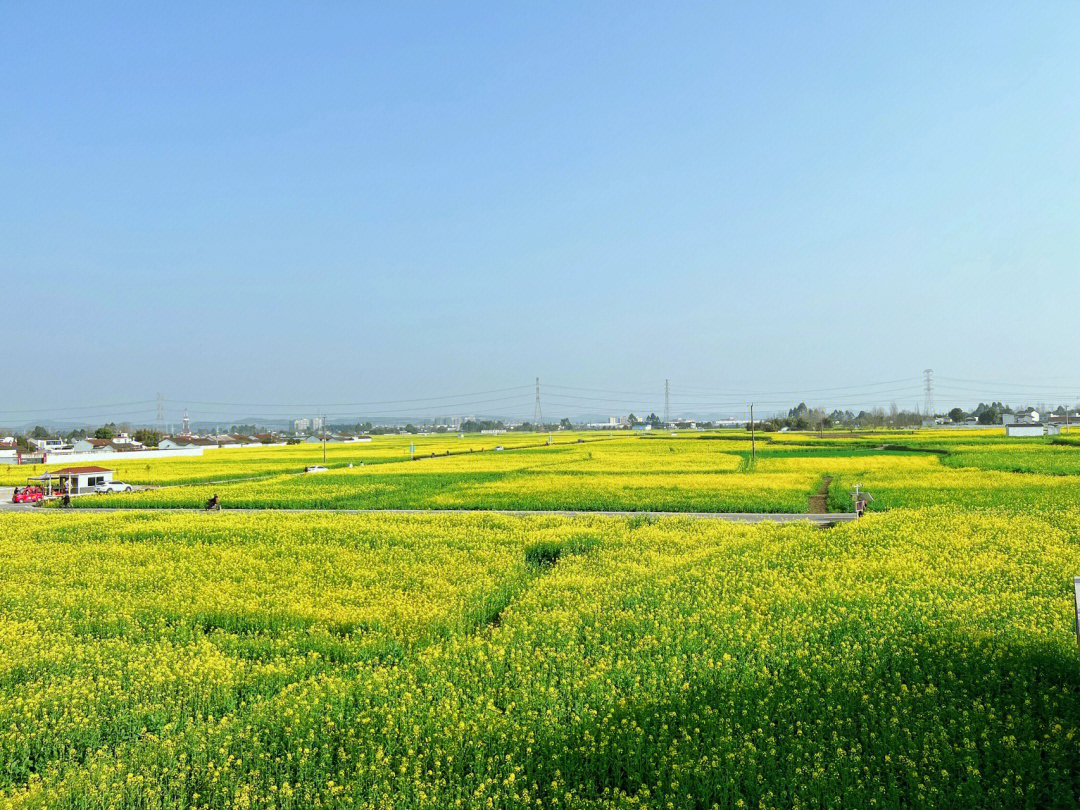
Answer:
[1005,423,1055,438]
[1006,425,1041,438]
[29,466,114,495]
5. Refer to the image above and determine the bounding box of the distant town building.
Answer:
[0,441,18,464]
[159,436,217,450]
[72,438,118,453]
[293,418,310,432]
[28,437,70,452]
[311,416,325,431]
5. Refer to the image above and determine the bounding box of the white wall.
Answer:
[41,447,205,465]
[1005,425,1045,437]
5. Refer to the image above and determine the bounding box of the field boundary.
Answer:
[28,505,856,525]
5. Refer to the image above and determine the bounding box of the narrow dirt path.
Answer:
[21,506,857,524]
[808,476,832,514]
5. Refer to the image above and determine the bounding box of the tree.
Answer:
[977,408,999,426]
[627,413,639,426]
[31,426,50,439]
[94,425,114,440]
[646,412,662,427]
[560,418,573,430]
[135,429,161,447]
[948,408,966,424]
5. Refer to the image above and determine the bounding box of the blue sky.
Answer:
[3,2,1078,423]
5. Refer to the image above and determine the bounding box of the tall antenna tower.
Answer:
[181,408,191,436]
[533,377,542,425]
[923,369,934,416]
[664,379,670,425]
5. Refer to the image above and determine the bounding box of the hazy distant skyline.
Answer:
[3,2,1079,422]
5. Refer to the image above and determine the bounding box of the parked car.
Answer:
[94,481,134,494]
[12,486,44,503]
[304,465,328,473]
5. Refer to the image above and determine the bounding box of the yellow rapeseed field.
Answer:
[6,431,1080,806]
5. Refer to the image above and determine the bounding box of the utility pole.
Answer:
[750,403,755,462]
[321,411,326,464]
[664,379,670,425]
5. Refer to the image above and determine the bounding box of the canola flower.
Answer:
[0,432,631,487]
[7,432,1080,807]
[74,438,817,513]
[3,508,1080,808]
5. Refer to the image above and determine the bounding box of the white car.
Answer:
[95,481,133,494]
[304,465,329,473]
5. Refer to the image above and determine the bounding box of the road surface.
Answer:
[0,487,36,512]
[1,503,857,525]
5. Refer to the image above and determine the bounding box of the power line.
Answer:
[0,400,157,416]
[669,377,924,397]
[163,386,533,410]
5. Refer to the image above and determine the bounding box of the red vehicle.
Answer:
[12,486,45,504]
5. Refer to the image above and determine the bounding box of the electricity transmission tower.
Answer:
[533,377,542,424]
[664,379,670,425]
[156,393,163,432]
[923,369,934,416]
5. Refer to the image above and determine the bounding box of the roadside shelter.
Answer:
[29,466,115,496]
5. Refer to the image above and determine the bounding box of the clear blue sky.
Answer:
[3,2,1078,424]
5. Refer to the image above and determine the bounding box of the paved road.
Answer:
[4,504,857,524]
[0,487,35,512]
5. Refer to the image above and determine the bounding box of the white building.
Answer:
[293,418,310,432]
[160,436,216,450]
[1005,422,1060,437]
[29,437,70,452]
[1006,424,1043,437]
[29,465,114,495]
[311,416,325,431]
[1014,411,1040,425]
[72,438,118,453]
